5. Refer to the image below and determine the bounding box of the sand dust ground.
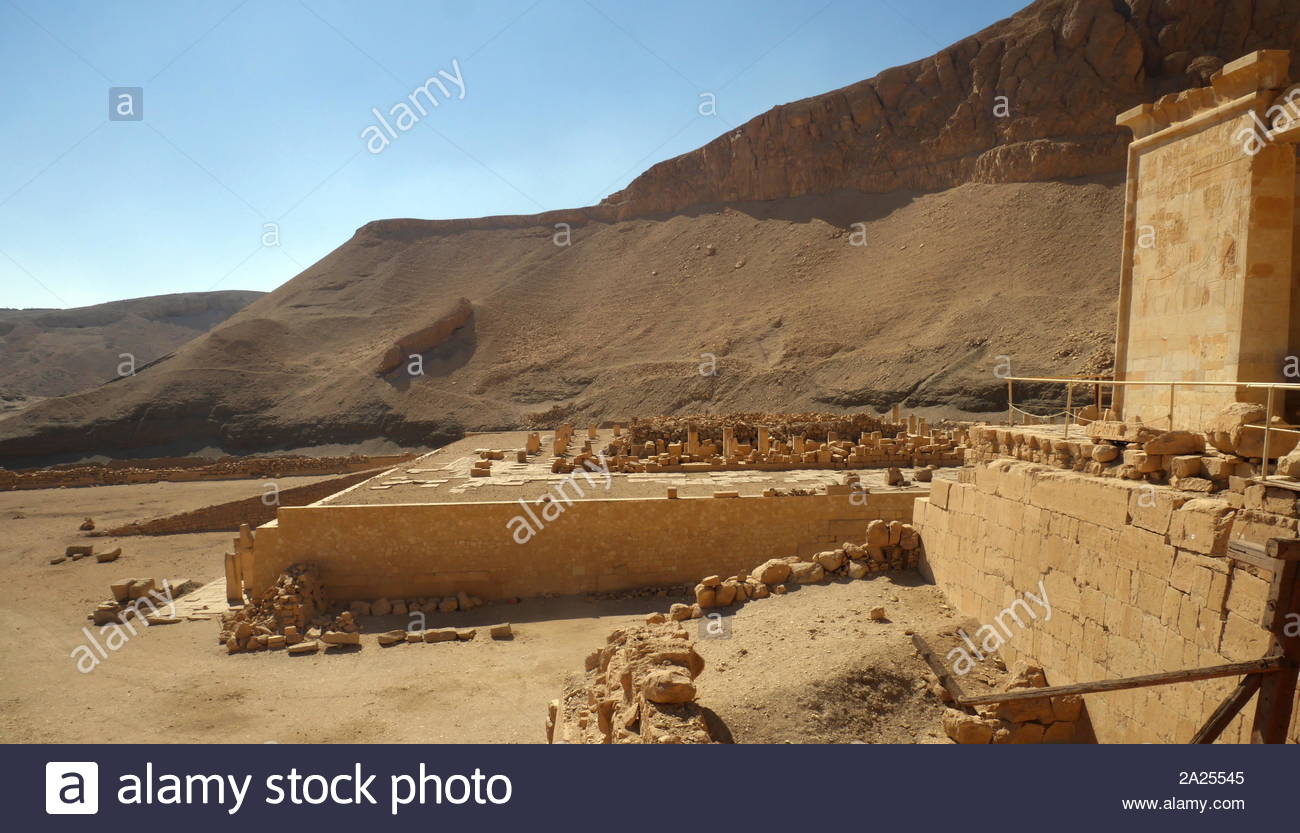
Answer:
[0,478,974,743]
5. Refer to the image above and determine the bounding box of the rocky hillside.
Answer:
[603,0,1300,216]
[2,0,1298,465]
[0,290,261,404]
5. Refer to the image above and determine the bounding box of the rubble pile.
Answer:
[941,663,1083,744]
[966,401,1300,492]
[88,577,190,626]
[682,519,923,618]
[220,564,329,653]
[599,415,963,474]
[626,412,902,446]
[547,622,713,744]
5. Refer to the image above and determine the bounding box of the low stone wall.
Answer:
[101,470,381,536]
[0,454,415,491]
[913,459,1298,744]
[246,490,921,602]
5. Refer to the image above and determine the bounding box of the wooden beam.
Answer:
[911,633,970,711]
[1267,537,1300,562]
[957,657,1282,706]
[1251,556,1300,743]
[1227,539,1279,574]
[1191,673,1262,744]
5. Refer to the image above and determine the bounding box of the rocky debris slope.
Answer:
[548,622,713,744]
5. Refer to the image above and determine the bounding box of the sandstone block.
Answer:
[377,629,406,646]
[751,559,791,585]
[424,628,458,642]
[321,631,360,646]
[788,561,825,584]
[865,519,889,547]
[669,603,692,621]
[642,667,696,704]
[942,708,995,744]
[1143,431,1205,456]
[287,640,320,654]
[815,550,845,572]
[371,598,392,617]
[489,623,513,639]
[1168,498,1234,555]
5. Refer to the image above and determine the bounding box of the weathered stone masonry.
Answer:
[914,458,1298,744]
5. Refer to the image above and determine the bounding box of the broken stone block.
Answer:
[489,623,513,639]
[1043,721,1076,743]
[424,627,458,642]
[942,708,995,744]
[370,598,391,616]
[669,603,692,621]
[848,561,870,580]
[377,629,406,646]
[642,667,696,704]
[1143,431,1205,456]
[438,596,458,613]
[349,600,371,617]
[66,545,93,558]
[751,559,791,585]
[788,561,825,584]
[287,640,320,654]
[266,634,286,649]
[1091,443,1119,463]
[456,628,477,641]
[815,550,845,572]
[868,606,887,621]
[714,582,739,606]
[79,517,95,531]
[321,631,360,646]
[95,547,122,563]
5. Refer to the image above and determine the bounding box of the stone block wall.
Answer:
[246,490,920,603]
[914,459,1298,744]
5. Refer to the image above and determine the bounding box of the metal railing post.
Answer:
[1064,382,1073,440]
[1263,386,1275,480]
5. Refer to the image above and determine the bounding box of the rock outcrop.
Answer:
[603,0,1300,217]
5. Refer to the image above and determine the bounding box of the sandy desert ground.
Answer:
[0,477,973,744]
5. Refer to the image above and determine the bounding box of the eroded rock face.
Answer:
[547,622,712,744]
[601,0,1300,218]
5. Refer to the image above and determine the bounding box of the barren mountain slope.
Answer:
[0,290,261,402]
[0,178,1121,463]
[5,0,1298,463]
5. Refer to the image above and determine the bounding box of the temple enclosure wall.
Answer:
[914,459,1299,744]
[246,490,921,602]
[1114,50,1300,427]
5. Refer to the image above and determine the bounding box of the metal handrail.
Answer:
[1001,374,1300,473]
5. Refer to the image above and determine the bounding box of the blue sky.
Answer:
[0,0,1025,309]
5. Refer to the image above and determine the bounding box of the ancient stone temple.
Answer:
[1114,50,1300,428]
